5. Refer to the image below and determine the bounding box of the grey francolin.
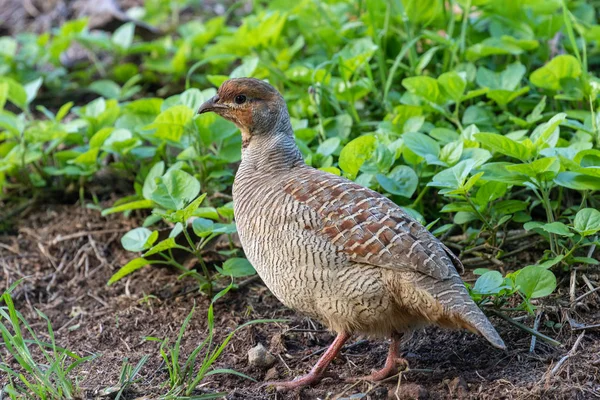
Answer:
[198,78,505,390]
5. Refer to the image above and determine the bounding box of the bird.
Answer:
[198,78,506,391]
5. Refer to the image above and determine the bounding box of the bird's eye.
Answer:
[234,94,247,105]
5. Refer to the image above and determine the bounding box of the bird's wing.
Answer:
[283,168,463,281]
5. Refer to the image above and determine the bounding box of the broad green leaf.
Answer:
[486,87,529,106]
[516,266,557,299]
[121,228,158,252]
[146,105,194,142]
[530,55,582,91]
[376,166,418,198]
[142,162,165,200]
[216,258,256,278]
[339,134,377,179]
[554,172,600,191]
[317,137,341,157]
[428,159,476,193]
[24,77,43,104]
[402,76,440,103]
[402,0,443,24]
[439,141,463,165]
[108,258,149,285]
[476,62,525,91]
[112,22,135,50]
[151,169,201,210]
[0,77,27,109]
[475,132,532,161]
[230,56,259,78]
[89,80,121,99]
[573,208,600,237]
[336,38,378,81]
[505,157,559,178]
[541,222,573,237]
[530,113,565,150]
[438,72,466,102]
[192,217,215,238]
[403,132,440,160]
[475,182,507,205]
[473,271,504,295]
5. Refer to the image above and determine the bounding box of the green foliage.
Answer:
[146,284,280,397]
[0,281,97,399]
[1,0,600,308]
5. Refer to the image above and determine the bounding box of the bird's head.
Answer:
[198,78,289,147]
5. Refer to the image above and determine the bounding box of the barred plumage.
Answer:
[199,78,505,390]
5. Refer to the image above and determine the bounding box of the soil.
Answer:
[1,204,599,400]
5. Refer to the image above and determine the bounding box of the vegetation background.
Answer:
[0,0,599,398]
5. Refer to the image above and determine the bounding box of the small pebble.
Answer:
[248,343,276,369]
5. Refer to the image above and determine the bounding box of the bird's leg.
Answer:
[346,334,408,382]
[262,331,350,391]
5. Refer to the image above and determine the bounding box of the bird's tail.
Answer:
[456,303,506,349]
[435,277,506,349]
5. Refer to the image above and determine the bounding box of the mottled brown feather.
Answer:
[284,168,463,282]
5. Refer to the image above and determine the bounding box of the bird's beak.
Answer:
[198,95,227,114]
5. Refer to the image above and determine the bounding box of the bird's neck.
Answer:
[240,120,304,173]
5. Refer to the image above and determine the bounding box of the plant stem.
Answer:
[183,226,213,297]
[465,194,494,231]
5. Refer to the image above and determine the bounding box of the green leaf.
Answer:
[376,166,418,198]
[317,137,341,157]
[530,113,566,150]
[182,193,207,221]
[101,199,154,216]
[428,159,476,193]
[402,76,440,103]
[505,157,559,179]
[192,217,215,238]
[475,132,532,161]
[0,77,27,109]
[339,134,377,179]
[142,162,165,200]
[121,228,158,252]
[336,38,378,81]
[146,105,194,142]
[216,258,256,278]
[516,265,557,299]
[24,77,43,104]
[143,238,181,257]
[439,140,463,165]
[89,80,122,99]
[573,208,600,237]
[151,169,201,210]
[403,132,440,161]
[541,222,573,237]
[230,56,259,78]
[476,62,525,91]
[473,271,504,295]
[402,0,443,24]
[530,55,582,91]
[554,172,600,191]
[493,200,528,215]
[108,258,149,285]
[112,22,135,50]
[438,72,466,102]
[475,182,507,205]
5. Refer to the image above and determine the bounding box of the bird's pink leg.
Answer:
[346,335,408,382]
[263,332,350,391]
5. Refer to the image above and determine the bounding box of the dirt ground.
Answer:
[1,204,599,400]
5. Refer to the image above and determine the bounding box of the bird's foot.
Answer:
[262,371,339,392]
[346,357,409,382]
